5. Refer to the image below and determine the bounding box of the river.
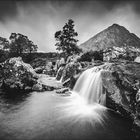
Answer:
[0,89,136,140]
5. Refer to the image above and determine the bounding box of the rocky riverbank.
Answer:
[0,56,140,138]
[0,57,62,92]
[55,57,140,137]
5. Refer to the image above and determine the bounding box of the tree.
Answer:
[55,19,81,58]
[7,33,38,56]
[27,40,38,54]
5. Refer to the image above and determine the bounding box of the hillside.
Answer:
[80,24,140,52]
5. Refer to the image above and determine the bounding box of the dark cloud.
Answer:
[0,0,140,52]
[0,0,17,20]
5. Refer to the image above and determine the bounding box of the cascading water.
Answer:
[73,67,106,105]
[57,66,107,125]
[55,66,64,82]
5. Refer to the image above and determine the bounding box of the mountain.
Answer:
[79,24,140,52]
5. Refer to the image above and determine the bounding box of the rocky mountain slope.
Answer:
[80,24,140,52]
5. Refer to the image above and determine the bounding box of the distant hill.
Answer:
[79,24,140,52]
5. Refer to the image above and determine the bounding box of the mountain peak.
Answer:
[108,23,128,32]
[80,24,140,52]
[111,23,121,27]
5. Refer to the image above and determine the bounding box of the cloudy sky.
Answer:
[0,0,140,52]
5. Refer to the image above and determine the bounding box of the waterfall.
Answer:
[73,67,106,105]
[57,66,107,125]
[55,66,63,81]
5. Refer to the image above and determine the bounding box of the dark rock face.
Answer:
[95,62,140,138]
[62,62,81,82]
[58,60,140,135]
[92,62,139,116]
[88,62,140,136]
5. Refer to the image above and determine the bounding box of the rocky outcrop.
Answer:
[55,55,104,88]
[103,46,139,61]
[85,62,140,137]
[58,60,140,135]
[0,57,59,92]
[86,62,139,118]
[0,57,38,92]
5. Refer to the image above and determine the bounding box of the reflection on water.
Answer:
[0,90,136,140]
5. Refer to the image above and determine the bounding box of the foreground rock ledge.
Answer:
[0,57,62,92]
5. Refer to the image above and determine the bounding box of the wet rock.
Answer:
[62,73,81,89]
[32,83,54,92]
[32,83,44,91]
[94,62,140,135]
[56,88,69,94]
[61,61,81,82]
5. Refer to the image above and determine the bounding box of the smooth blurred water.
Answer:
[0,90,136,140]
[73,68,106,105]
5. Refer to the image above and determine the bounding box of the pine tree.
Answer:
[55,19,81,58]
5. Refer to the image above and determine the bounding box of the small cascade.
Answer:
[59,75,63,83]
[57,66,107,125]
[55,66,64,81]
[73,67,106,105]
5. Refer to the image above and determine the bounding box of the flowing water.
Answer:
[0,67,137,140]
[73,67,106,105]
[55,67,64,82]
[0,90,136,140]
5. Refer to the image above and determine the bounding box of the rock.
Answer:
[0,57,57,92]
[91,62,140,134]
[61,61,81,83]
[62,73,81,89]
[34,66,44,74]
[37,74,63,90]
[98,62,138,112]
[0,57,38,92]
[103,46,138,61]
[56,88,69,94]
[32,83,44,91]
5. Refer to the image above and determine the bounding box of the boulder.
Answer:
[0,57,56,92]
[56,88,69,94]
[0,57,38,92]
[61,61,81,83]
[88,62,140,136]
